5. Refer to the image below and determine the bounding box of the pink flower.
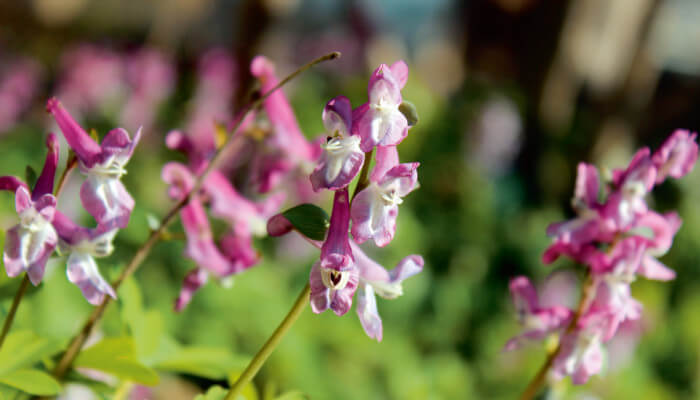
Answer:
[652,129,698,183]
[0,58,41,133]
[504,276,572,351]
[351,242,423,341]
[351,147,419,247]
[310,96,364,191]
[352,61,410,152]
[47,98,141,228]
[52,212,118,305]
[1,134,59,285]
[321,188,354,271]
[552,313,606,384]
[309,261,359,316]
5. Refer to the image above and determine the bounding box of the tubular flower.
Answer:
[352,61,410,152]
[351,242,423,341]
[52,212,118,305]
[504,276,572,351]
[351,147,419,247]
[310,96,364,191]
[509,130,698,385]
[2,133,59,285]
[47,98,141,228]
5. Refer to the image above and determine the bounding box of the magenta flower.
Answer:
[352,61,410,152]
[309,261,359,316]
[551,313,606,385]
[652,129,698,183]
[321,188,354,271]
[47,98,141,229]
[174,268,209,312]
[310,96,364,191]
[351,148,419,247]
[52,212,118,305]
[162,163,231,278]
[251,55,317,164]
[504,276,572,351]
[0,58,41,134]
[351,242,423,341]
[1,134,59,285]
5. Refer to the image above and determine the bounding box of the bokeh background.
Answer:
[2,0,700,398]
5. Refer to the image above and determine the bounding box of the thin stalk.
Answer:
[50,51,341,380]
[224,284,311,400]
[0,275,30,350]
[352,149,374,201]
[518,273,595,400]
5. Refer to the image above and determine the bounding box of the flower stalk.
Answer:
[50,51,341,380]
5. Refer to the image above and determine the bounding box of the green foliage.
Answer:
[0,369,61,395]
[0,331,63,396]
[195,385,227,400]
[281,204,330,241]
[73,337,159,385]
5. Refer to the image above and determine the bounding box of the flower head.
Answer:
[47,98,141,228]
[352,61,410,152]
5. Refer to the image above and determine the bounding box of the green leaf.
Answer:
[0,331,63,375]
[281,204,330,241]
[399,101,419,126]
[155,346,248,380]
[24,166,37,189]
[274,392,309,400]
[74,337,159,385]
[0,369,61,395]
[195,385,227,400]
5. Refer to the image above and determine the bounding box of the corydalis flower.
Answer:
[353,61,409,152]
[552,313,606,385]
[52,212,118,305]
[504,276,572,351]
[310,188,358,316]
[47,98,141,229]
[351,146,419,247]
[310,96,364,191]
[1,134,59,285]
[352,242,423,341]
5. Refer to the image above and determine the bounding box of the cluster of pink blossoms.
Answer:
[270,61,424,340]
[0,55,42,134]
[507,130,698,383]
[162,54,321,311]
[1,98,141,304]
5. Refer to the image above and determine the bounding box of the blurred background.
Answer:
[1,0,700,398]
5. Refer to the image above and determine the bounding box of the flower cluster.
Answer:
[0,98,140,304]
[0,56,42,134]
[507,130,698,383]
[163,54,319,311]
[55,44,175,132]
[296,61,423,341]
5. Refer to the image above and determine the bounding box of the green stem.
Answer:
[0,275,30,351]
[225,283,311,400]
[352,149,374,201]
[50,51,341,381]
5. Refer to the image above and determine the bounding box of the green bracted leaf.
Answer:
[0,331,63,375]
[24,166,37,189]
[195,386,227,400]
[73,337,159,385]
[155,346,248,380]
[399,101,419,126]
[281,204,330,241]
[0,369,61,396]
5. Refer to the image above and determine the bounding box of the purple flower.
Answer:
[47,98,141,229]
[251,56,317,164]
[309,261,359,316]
[1,134,59,285]
[652,129,698,183]
[321,188,354,271]
[504,276,572,351]
[174,268,208,312]
[310,96,364,191]
[351,150,419,247]
[162,163,231,278]
[351,242,423,341]
[552,313,606,384]
[352,61,410,152]
[52,212,118,305]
